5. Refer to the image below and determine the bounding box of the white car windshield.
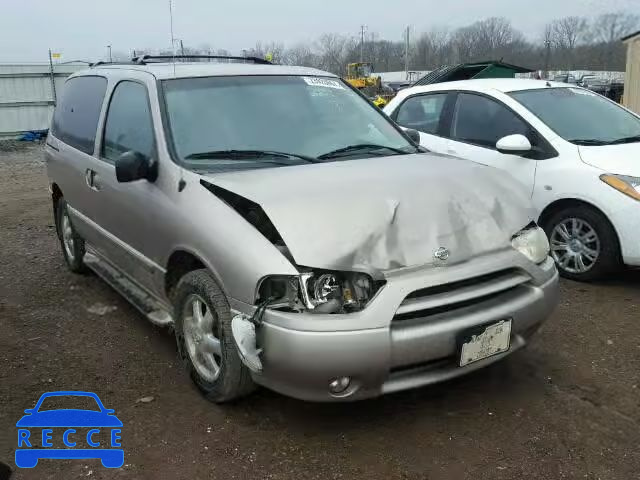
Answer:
[510,87,640,146]
[161,75,416,172]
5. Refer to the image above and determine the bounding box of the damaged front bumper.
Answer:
[230,251,559,402]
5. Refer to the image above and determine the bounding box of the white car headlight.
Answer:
[512,225,550,264]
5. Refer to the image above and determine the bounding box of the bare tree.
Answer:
[316,34,354,75]
[130,11,636,76]
[551,16,587,49]
[550,16,588,68]
[451,17,524,64]
[592,12,639,43]
[412,28,451,69]
[284,44,317,67]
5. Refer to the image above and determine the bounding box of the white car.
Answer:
[384,79,640,281]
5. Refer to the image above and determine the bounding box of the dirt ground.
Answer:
[0,143,638,480]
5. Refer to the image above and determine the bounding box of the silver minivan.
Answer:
[46,56,559,402]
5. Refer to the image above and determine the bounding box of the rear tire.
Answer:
[173,269,256,403]
[55,198,88,274]
[542,205,620,281]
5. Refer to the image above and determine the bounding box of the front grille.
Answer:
[393,269,530,322]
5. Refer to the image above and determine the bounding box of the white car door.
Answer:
[391,92,452,154]
[444,92,541,194]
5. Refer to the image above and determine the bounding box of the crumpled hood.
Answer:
[578,144,640,177]
[202,154,535,272]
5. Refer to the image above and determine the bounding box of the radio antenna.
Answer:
[169,0,186,191]
[169,0,176,76]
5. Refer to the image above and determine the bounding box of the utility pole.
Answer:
[180,39,185,56]
[360,25,367,63]
[107,45,112,62]
[544,39,551,79]
[404,26,410,81]
[169,0,175,53]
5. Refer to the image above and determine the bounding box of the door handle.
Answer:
[85,169,101,191]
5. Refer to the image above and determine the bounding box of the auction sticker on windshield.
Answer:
[303,77,345,89]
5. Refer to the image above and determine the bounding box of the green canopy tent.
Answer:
[413,61,534,87]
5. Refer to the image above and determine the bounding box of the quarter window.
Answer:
[395,93,447,134]
[102,81,155,163]
[51,76,107,155]
[451,93,530,148]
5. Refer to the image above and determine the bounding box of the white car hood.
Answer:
[203,154,535,272]
[578,143,640,177]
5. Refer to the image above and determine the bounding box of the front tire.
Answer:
[542,205,620,281]
[55,199,88,273]
[174,269,256,403]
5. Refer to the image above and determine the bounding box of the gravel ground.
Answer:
[1,143,639,480]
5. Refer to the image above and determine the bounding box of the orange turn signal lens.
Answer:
[600,174,640,201]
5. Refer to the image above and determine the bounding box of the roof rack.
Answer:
[89,60,135,68]
[131,55,272,65]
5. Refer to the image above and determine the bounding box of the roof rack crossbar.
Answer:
[90,61,135,68]
[131,55,272,65]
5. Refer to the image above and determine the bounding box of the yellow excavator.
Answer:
[345,62,389,108]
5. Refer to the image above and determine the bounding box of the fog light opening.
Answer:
[328,376,351,395]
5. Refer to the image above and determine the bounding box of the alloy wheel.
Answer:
[182,295,223,382]
[550,217,601,274]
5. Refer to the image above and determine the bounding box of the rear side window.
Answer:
[451,93,530,148]
[395,93,447,134]
[51,76,107,154]
[102,81,155,163]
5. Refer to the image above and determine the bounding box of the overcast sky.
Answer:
[1,0,638,63]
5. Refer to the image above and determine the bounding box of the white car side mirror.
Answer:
[496,134,532,155]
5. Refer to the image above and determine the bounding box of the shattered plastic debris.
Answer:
[231,314,262,373]
[86,303,118,316]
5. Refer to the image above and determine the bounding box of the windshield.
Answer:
[510,88,640,145]
[161,75,414,172]
[37,395,101,412]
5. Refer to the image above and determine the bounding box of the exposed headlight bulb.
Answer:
[312,273,341,304]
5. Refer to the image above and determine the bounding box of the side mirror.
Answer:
[405,129,421,144]
[115,151,157,183]
[24,409,34,414]
[496,134,532,155]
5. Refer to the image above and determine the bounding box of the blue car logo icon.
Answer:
[16,391,123,468]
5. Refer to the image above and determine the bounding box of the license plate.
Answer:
[459,320,512,367]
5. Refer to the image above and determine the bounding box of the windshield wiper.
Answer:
[567,139,611,146]
[607,135,640,145]
[317,144,411,160]
[185,149,320,163]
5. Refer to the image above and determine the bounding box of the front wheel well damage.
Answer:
[165,251,206,300]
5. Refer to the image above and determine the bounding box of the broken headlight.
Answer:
[511,224,550,264]
[256,271,383,314]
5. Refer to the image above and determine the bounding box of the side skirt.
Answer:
[84,247,174,327]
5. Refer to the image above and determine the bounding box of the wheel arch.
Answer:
[51,182,63,214]
[164,249,228,301]
[538,197,622,255]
